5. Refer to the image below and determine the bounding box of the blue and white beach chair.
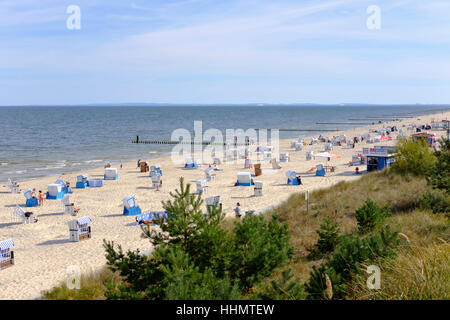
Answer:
[286,170,301,185]
[236,172,253,186]
[24,189,38,207]
[0,239,15,270]
[150,165,162,176]
[76,175,89,189]
[316,163,326,176]
[104,168,118,180]
[184,158,201,169]
[123,196,142,215]
[46,183,65,199]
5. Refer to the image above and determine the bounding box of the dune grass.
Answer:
[348,242,449,300]
[41,267,118,300]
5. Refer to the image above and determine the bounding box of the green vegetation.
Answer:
[428,138,450,194]
[308,217,341,259]
[42,138,449,300]
[392,137,437,176]
[103,177,292,300]
[355,199,390,234]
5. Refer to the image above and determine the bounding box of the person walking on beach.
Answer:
[38,190,44,206]
[156,178,162,191]
[234,203,242,219]
[32,188,37,199]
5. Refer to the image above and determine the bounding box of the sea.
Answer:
[0,105,448,182]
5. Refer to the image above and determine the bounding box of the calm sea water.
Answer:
[0,105,448,182]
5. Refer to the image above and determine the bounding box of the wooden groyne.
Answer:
[255,128,340,132]
[132,136,251,146]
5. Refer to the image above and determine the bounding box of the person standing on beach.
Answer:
[234,203,242,219]
[38,190,44,206]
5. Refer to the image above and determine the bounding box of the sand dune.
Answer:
[0,111,448,299]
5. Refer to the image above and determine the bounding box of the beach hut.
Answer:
[55,179,71,194]
[196,179,208,195]
[254,163,262,176]
[0,239,14,270]
[150,165,162,176]
[263,151,272,162]
[184,158,201,169]
[316,163,326,176]
[76,174,89,189]
[46,183,64,200]
[295,142,303,151]
[244,148,251,159]
[123,196,142,215]
[306,150,314,161]
[151,173,161,189]
[310,138,318,145]
[205,196,221,210]
[244,158,253,169]
[291,140,298,148]
[205,167,216,181]
[68,216,92,242]
[12,205,35,223]
[254,181,263,196]
[140,161,149,173]
[351,153,363,166]
[104,168,118,180]
[346,139,354,148]
[236,172,253,186]
[280,152,289,162]
[286,170,301,185]
[24,189,38,207]
[62,195,77,216]
[6,179,19,194]
[324,143,332,151]
[270,158,281,169]
[363,146,396,172]
[213,157,221,165]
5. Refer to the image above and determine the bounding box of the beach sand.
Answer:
[0,111,448,299]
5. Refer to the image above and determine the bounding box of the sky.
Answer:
[1,0,450,105]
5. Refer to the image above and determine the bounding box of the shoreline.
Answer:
[11,107,449,185]
[0,109,449,300]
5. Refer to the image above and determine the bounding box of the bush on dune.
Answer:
[392,137,437,176]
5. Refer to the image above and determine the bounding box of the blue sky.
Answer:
[1,0,450,105]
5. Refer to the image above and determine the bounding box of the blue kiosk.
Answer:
[363,146,396,172]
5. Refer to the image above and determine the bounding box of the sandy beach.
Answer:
[0,110,449,300]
